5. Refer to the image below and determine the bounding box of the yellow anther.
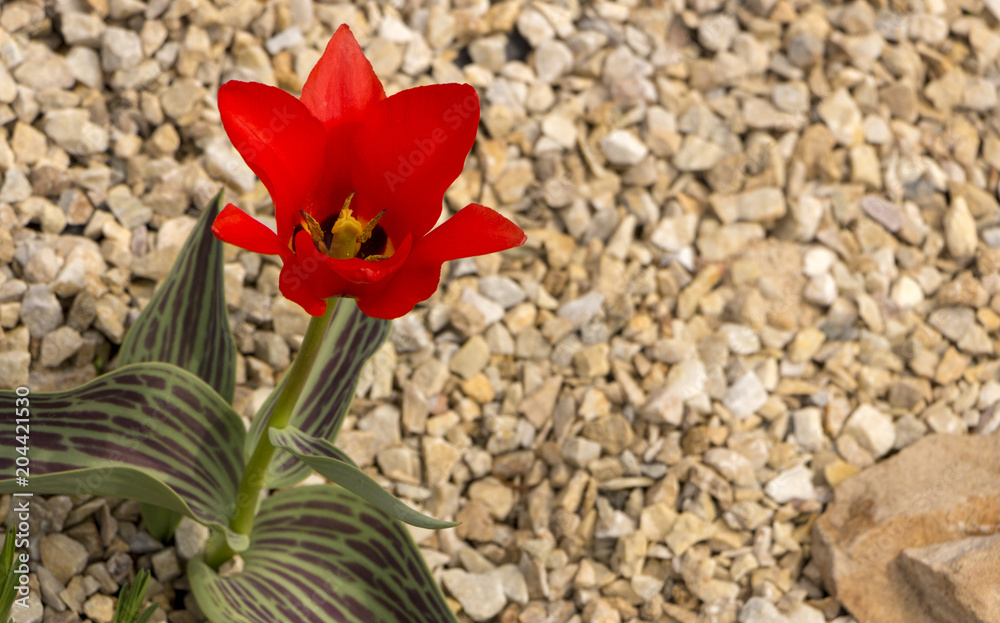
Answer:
[299,194,389,261]
[299,211,330,255]
[358,210,386,245]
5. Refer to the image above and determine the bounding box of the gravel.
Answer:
[4,0,1000,622]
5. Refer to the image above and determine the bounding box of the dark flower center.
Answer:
[296,193,391,261]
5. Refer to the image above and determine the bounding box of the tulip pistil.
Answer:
[300,193,388,261]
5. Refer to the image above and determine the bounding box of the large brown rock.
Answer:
[812,433,1000,623]
[898,534,1000,622]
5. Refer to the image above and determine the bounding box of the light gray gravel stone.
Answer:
[61,12,106,46]
[710,187,787,223]
[534,40,573,82]
[23,246,63,284]
[787,605,826,623]
[740,597,790,623]
[160,78,206,125]
[174,518,210,561]
[94,294,129,344]
[10,592,43,623]
[673,135,725,171]
[0,62,13,104]
[1,168,32,203]
[723,372,768,420]
[817,88,863,145]
[441,568,506,621]
[391,314,431,353]
[459,288,504,326]
[803,273,837,306]
[928,307,976,343]
[792,407,825,451]
[40,326,83,367]
[563,437,602,468]
[517,6,554,47]
[203,137,256,192]
[21,285,63,339]
[469,35,507,72]
[765,465,817,503]
[101,27,143,72]
[151,548,181,583]
[82,594,115,623]
[253,332,290,370]
[698,13,739,52]
[802,247,837,276]
[704,448,757,487]
[0,349,30,390]
[265,26,304,55]
[35,565,66,611]
[666,512,714,556]
[843,405,895,458]
[600,130,648,166]
[944,197,978,260]
[13,54,74,90]
[40,534,88,584]
[479,275,526,308]
[449,335,490,380]
[106,188,152,229]
[493,564,529,605]
[664,359,707,402]
[42,109,108,156]
[557,291,605,328]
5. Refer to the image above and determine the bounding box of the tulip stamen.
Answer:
[358,210,386,244]
[299,211,331,255]
[300,195,391,261]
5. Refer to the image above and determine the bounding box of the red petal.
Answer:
[325,234,412,287]
[289,229,350,302]
[300,24,386,130]
[277,233,336,316]
[293,228,413,301]
[218,81,330,243]
[212,204,283,255]
[413,204,527,262]
[356,205,525,319]
[278,265,328,316]
[351,84,481,243]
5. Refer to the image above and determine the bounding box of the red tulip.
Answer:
[211,24,526,319]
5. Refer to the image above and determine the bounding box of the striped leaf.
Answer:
[247,298,391,488]
[269,427,455,530]
[115,193,235,539]
[118,192,236,403]
[0,363,248,551]
[188,485,458,623]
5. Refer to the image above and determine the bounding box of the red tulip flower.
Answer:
[211,24,526,319]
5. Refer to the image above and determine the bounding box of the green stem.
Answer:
[205,300,336,569]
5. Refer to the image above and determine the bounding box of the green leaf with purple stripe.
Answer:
[269,427,455,530]
[114,193,235,539]
[247,298,391,488]
[188,485,459,623]
[0,363,248,551]
[117,192,236,404]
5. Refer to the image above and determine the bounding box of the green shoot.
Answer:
[112,568,158,623]
[0,525,19,623]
